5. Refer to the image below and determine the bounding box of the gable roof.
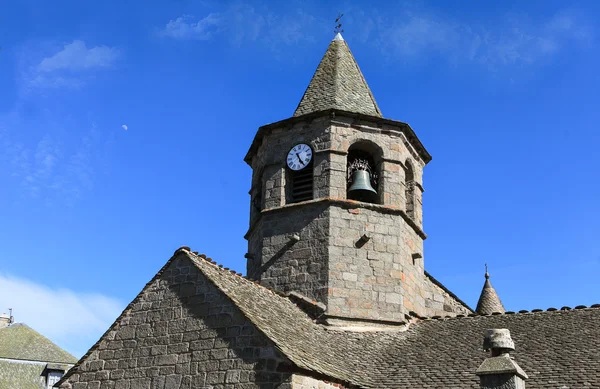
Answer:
[60,248,600,389]
[294,33,382,118]
[0,323,77,364]
[181,249,600,389]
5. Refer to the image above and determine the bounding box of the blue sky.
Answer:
[1,0,599,357]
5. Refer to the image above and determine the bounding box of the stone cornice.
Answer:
[244,197,427,240]
[245,109,431,166]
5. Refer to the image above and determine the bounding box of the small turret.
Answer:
[476,265,505,315]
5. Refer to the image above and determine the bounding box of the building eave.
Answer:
[244,109,432,166]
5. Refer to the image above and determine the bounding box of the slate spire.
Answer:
[475,266,506,315]
[294,33,382,117]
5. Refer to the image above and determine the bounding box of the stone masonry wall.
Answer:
[328,204,470,321]
[327,204,424,322]
[247,203,330,304]
[59,255,291,389]
[426,277,472,316]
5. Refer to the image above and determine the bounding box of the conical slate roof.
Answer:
[294,33,382,117]
[475,269,506,315]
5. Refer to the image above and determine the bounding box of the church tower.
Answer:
[244,33,471,326]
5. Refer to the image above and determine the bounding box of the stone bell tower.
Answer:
[244,33,470,326]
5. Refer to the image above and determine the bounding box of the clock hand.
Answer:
[296,153,305,166]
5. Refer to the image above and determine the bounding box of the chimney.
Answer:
[476,329,528,389]
[0,313,10,329]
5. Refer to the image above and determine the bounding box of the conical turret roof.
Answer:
[475,267,506,315]
[294,33,382,117]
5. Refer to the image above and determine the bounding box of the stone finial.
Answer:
[483,329,515,355]
[477,329,528,389]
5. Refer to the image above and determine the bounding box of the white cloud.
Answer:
[38,40,119,72]
[158,5,591,68]
[27,74,86,89]
[0,273,123,358]
[121,124,128,131]
[0,118,108,205]
[160,14,221,40]
[381,9,591,68]
[159,5,323,49]
[18,40,119,91]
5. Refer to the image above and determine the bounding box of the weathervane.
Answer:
[334,12,344,34]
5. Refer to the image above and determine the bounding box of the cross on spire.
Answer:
[334,12,344,35]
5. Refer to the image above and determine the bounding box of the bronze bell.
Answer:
[348,170,377,195]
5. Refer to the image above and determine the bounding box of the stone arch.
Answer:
[346,140,384,204]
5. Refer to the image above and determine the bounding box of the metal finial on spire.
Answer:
[334,12,344,35]
[485,264,490,279]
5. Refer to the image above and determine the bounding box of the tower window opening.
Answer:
[347,142,382,204]
[251,169,263,221]
[288,161,314,203]
[252,190,262,212]
[405,160,415,220]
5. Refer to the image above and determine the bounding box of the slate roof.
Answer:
[0,323,77,364]
[0,360,46,389]
[0,324,76,389]
[294,33,382,118]
[179,249,600,389]
[476,270,506,315]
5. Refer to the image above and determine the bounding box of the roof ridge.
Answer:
[56,249,184,387]
[187,249,291,298]
[61,243,319,389]
[336,38,380,116]
[424,270,474,312]
[412,304,600,322]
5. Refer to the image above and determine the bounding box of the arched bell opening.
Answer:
[346,141,383,204]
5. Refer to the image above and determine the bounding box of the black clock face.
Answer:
[286,144,312,171]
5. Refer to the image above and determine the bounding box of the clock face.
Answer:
[286,143,312,171]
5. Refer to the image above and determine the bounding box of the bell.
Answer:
[348,170,377,195]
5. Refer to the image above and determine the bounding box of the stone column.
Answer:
[476,329,528,389]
